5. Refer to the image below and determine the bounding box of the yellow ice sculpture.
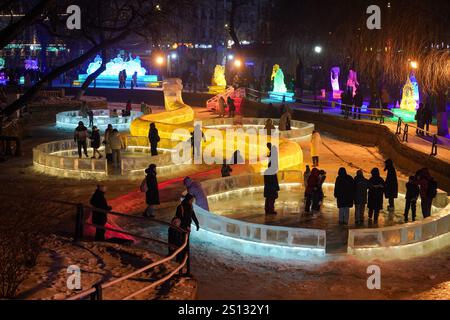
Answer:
[400,77,418,112]
[208,65,227,94]
[130,78,194,137]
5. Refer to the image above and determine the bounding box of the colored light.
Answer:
[227,54,234,60]
[155,55,164,65]
[170,52,177,59]
[234,59,242,68]
[314,46,322,54]
[410,61,418,69]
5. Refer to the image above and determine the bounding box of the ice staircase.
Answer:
[206,87,245,115]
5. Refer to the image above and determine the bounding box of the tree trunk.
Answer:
[75,50,107,100]
[1,32,130,117]
[229,0,242,51]
[436,90,449,137]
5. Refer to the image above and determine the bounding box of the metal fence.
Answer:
[244,88,450,157]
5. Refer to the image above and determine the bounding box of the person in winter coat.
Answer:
[183,177,209,211]
[221,160,232,177]
[89,185,112,241]
[74,121,89,158]
[384,159,398,210]
[404,176,420,222]
[334,167,355,225]
[354,170,370,225]
[103,124,114,162]
[148,123,160,156]
[423,103,433,135]
[353,89,363,119]
[168,217,183,262]
[264,118,276,136]
[227,96,236,118]
[415,103,425,136]
[310,130,322,167]
[218,96,226,117]
[368,168,385,225]
[303,165,311,198]
[314,169,327,211]
[264,161,280,215]
[416,168,437,218]
[175,193,199,275]
[279,107,292,131]
[87,110,94,127]
[90,126,102,159]
[143,164,160,218]
[305,168,320,213]
[108,129,124,172]
[125,100,132,116]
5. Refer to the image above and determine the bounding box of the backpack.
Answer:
[427,179,438,199]
[140,178,148,192]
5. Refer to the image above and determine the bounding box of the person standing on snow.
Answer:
[334,167,355,225]
[183,177,209,211]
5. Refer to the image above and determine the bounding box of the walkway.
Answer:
[262,98,450,163]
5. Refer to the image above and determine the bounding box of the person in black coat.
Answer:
[90,126,102,159]
[334,167,355,225]
[423,103,433,136]
[264,160,280,215]
[89,185,112,241]
[353,89,363,119]
[368,168,385,224]
[144,164,160,218]
[168,217,184,263]
[148,123,160,156]
[175,193,199,275]
[404,176,420,222]
[227,96,236,118]
[354,170,370,225]
[384,159,398,210]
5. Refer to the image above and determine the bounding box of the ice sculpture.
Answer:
[269,64,294,102]
[410,72,420,103]
[86,54,147,77]
[346,69,359,97]
[208,65,227,94]
[400,77,418,112]
[25,59,39,70]
[271,64,287,93]
[330,66,341,99]
[0,57,5,69]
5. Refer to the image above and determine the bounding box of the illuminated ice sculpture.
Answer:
[400,77,418,112]
[208,65,227,94]
[330,66,342,99]
[392,76,419,122]
[346,69,359,97]
[75,53,158,88]
[410,71,420,103]
[269,64,294,102]
[87,54,147,77]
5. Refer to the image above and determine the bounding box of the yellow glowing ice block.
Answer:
[208,65,227,94]
[130,78,194,136]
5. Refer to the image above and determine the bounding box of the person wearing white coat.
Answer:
[310,130,322,167]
